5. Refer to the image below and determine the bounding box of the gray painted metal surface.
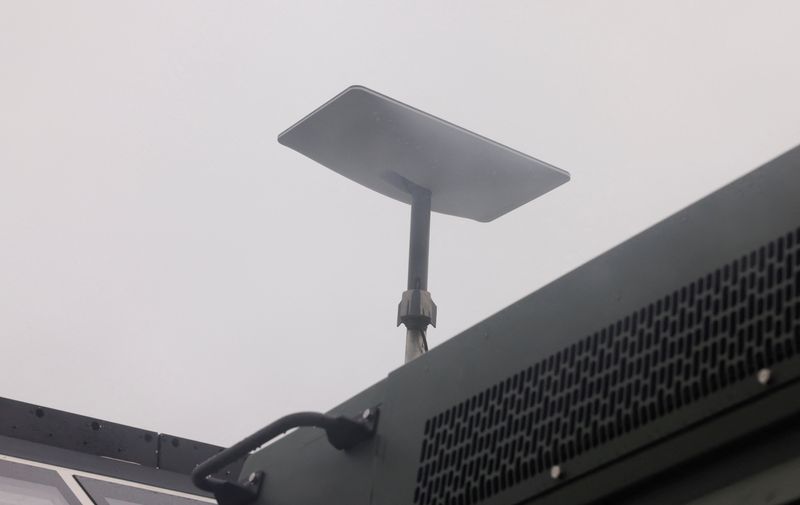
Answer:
[0,396,241,496]
[681,457,800,505]
[241,144,800,505]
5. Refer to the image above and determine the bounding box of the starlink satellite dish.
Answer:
[278,85,570,223]
[278,85,570,361]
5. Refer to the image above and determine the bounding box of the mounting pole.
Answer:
[397,185,437,362]
[279,85,570,365]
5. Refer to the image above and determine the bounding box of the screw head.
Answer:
[550,465,562,480]
[362,408,372,420]
[247,472,258,484]
[757,368,772,385]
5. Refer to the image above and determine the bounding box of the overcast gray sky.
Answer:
[2,1,799,446]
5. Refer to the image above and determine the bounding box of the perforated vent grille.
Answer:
[414,227,800,505]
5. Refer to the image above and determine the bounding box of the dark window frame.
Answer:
[0,458,83,505]
[76,475,209,505]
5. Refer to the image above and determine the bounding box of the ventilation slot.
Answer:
[413,226,800,505]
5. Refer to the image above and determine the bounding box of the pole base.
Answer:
[397,289,437,329]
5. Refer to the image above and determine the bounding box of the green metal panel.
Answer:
[241,144,800,505]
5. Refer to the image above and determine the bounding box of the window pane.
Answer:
[0,461,81,505]
[76,476,209,505]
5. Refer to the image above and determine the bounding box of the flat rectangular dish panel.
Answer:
[279,86,569,222]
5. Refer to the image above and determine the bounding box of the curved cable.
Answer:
[191,410,377,505]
